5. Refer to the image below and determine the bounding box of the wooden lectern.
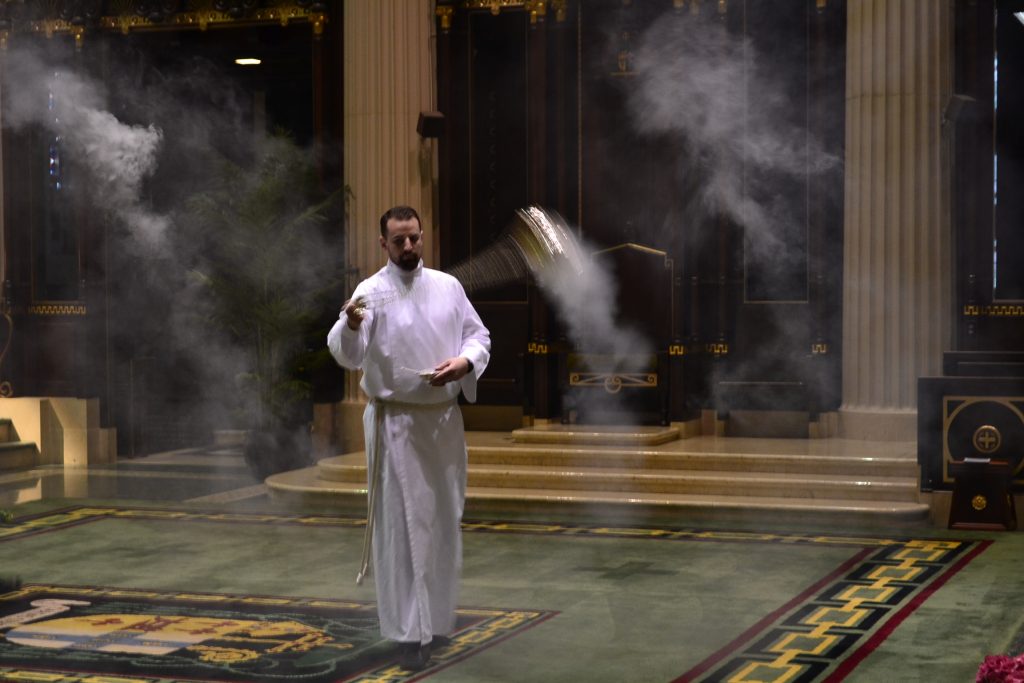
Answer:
[948,459,1018,531]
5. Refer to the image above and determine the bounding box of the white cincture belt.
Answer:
[370,397,457,411]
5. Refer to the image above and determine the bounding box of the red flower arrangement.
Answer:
[978,654,1024,683]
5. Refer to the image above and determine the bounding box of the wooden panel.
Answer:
[475,302,527,406]
[439,8,532,408]
[437,1,845,420]
[993,0,1024,301]
[22,317,82,397]
[953,0,1024,351]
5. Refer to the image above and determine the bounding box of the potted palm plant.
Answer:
[179,134,347,479]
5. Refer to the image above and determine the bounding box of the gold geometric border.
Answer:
[0,505,959,549]
[963,304,1024,317]
[27,303,87,316]
[675,538,991,682]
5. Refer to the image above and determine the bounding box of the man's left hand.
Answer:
[429,357,472,386]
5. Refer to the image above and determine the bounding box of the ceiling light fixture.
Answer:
[1016,11,1024,26]
[235,58,261,66]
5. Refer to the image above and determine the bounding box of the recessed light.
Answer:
[235,58,261,66]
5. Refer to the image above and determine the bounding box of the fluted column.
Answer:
[840,0,953,440]
[335,0,436,449]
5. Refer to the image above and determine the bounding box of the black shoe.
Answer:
[431,634,453,649]
[398,642,431,671]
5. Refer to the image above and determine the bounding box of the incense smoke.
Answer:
[4,45,170,249]
[3,40,340,464]
[629,11,839,267]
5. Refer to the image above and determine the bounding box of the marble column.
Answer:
[840,0,953,440]
[333,0,437,452]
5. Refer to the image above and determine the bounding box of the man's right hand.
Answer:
[342,297,366,330]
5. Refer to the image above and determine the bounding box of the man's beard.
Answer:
[397,253,419,271]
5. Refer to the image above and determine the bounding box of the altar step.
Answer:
[266,431,929,527]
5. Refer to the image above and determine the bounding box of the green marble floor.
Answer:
[0,445,1021,682]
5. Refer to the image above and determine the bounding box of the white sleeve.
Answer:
[327,290,372,370]
[458,295,491,404]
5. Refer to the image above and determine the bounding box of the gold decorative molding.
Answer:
[466,0,524,16]
[29,19,86,48]
[569,372,657,394]
[437,5,455,31]
[963,304,1024,317]
[811,343,829,355]
[457,0,567,22]
[550,0,567,21]
[668,344,686,356]
[971,495,988,511]
[527,342,548,355]
[26,4,328,39]
[816,0,828,9]
[28,303,87,316]
[707,342,729,356]
[524,0,546,24]
[307,12,327,36]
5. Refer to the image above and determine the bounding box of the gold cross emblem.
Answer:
[972,425,1001,454]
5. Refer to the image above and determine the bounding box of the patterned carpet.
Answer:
[0,506,993,682]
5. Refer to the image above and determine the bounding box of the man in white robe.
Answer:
[327,205,490,671]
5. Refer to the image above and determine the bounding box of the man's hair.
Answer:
[380,205,421,237]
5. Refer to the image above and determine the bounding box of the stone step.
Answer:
[265,465,930,525]
[0,442,38,472]
[266,433,927,525]
[510,424,681,446]
[316,454,918,502]
[466,445,918,477]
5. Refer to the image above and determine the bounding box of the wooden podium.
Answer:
[948,459,1018,531]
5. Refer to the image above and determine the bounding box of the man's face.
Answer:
[381,217,423,271]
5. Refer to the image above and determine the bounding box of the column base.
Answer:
[839,407,917,442]
[312,399,367,457]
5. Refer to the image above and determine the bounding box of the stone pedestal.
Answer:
[1,397,116,466]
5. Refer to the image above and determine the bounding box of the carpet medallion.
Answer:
[0,584,552,682]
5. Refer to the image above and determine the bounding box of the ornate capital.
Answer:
[18,2,330,39]
[436,5,455,32]
[524,0,546,24]
[550,0,566,22]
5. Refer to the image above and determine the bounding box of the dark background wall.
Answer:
[436,0,848,427]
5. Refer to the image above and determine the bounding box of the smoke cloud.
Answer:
[3,39,341,464]
[536,234,651,365]
[629,11,839,266]
[534,229,653,425]
[4,44,169,250]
